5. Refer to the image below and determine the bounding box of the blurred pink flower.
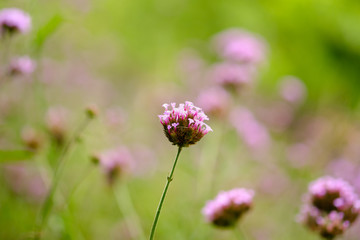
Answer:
[213,28,267,64]
[45,107,68,145]
[105,107,127,129]
[0,8,31,36]
[279,76,306,104]
[3,163,48,203]
[298,176,360,239]
[202,188,254,227]
[95,147,133,184]
[158,101,212,147]
[286,143,311,168]
[196,87,230,117]
[9,56,36,76]
[211,62,255,90]
[230,107,270,150]
[21,126,42,150]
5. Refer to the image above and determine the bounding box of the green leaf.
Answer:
[0,149,35,162]
[33,14,64,53]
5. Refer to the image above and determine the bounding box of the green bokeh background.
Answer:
[1,0,360,239]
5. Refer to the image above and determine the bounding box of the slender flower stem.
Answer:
[112,183,146,240]
[234,226,248,240]
[149,147,182,240]
[34,116,92,239]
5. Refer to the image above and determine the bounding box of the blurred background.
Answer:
[1,0,360,239]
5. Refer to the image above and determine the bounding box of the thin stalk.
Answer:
[112,184,146,240]
[234,226,248,240]
[34,116,92,239]
[149,147,182,240]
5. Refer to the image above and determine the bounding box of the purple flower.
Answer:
[45,107,68,145]
[9,56,36,76]
[95,147,133,184]
[21,126,42,150]
[196,87,230,117]
[279,76,306,104]
[211,62,255,90]
[202,188,254,227]
[158,101,212,147]
[230,107,270,151]
[298,176,360,239]
[0,8,31,36]
[213,29,267,64]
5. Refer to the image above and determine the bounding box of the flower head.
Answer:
[230,107,270,151]
[0,8,31,36]
[213,29,267,64]
[21,126,42,151]
[279,76,306,104]
[298,176,360,239]
[95,147,133,184]
[45,107,68,145]
[202,188,254,227]
[158,101,212,147]
[211,62,255,90]
[196,87,230,117]
[9,56,36,76]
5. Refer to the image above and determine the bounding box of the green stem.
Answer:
[149,147,182,240]
[234,226,248,240]
[34,116,92,239]
[112,184,146,240]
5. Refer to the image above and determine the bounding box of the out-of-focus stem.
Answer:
[196,123,223,198]
[234,226,248,240]
[112,183,146,240]
[34,116,92,239]
[149,147,182,240]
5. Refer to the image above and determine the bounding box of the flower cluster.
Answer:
[0,8,31,36]
[158,101,212,147]
[9,56,36,76]
[213,29,267,64]
[298,176,360,239]
[196,87,230,117]
[94,147,133,184]
[211,62,255,90]
[202,188,254,227]
[45,107,68,145]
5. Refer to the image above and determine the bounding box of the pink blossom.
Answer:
[196,87,230,117]
[96,147,133,184]
[230,107,270,150]
[0,8,31,36]
[202,188,254,227]
[9,56,36,76]
[298,176,360,239]
[45,107,68,144]
[158,101,212,147]
[211,62,255,89]
[3,163,48,203]
[213,28,267,64]
[21,126,42,150]
[279,76,306,104]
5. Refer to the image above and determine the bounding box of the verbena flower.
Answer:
[45,107,68,145]
[213,28,267,64]
[95,147,133,185]
[211,62,255,90]
[298,176,360,239]
[230,107,270,151]
[279,76,306,104]
[21,126,42,151]
[0,8,31,36]
[158,101,212,147]
[9,56,36,76]
[202,188,254,227]
[196,87,230,117]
